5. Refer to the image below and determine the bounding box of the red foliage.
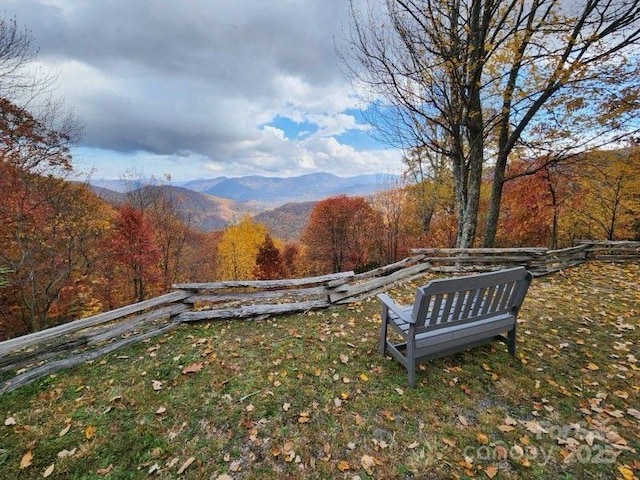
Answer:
[254,234,285,280]
[301,195,384,274]
[107,204,161,302]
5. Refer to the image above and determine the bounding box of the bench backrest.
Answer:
[411,267,533,332]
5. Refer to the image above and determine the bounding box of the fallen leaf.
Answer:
[216,475,233,480]
[245,404,254,413]
[156,406,167,415]
[498,425,515,433]
[59,424,71,437]
[152,380,163,391]
[407,441,419,449]
[458,415,469,427]
[282,402,291,412]
[298,412,310,423]
[395,387,404,395]
[382,410,395,421]
[96,464,113,475]
[340,353,349,364]
[524,420,547,435]
[442,437,456,448]
[177,456,195,475]
[586,363,599,371]
[4,417,16,426]
[361,454,376,475]
[626,408,640,419]
[43,463,55,477]
[57,448,77,458]
[359,373,369,382]
[85,425,96,439]
[182,362,203,375]
[20,451,33,469]
[476,432,489,445]
[337,460,350,472]
[618,465,634,480]
[484,465,498,478]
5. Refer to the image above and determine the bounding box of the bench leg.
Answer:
[379,308,389,356]
[508,327,516,356]
[407,342,416,388]
[407,363,416,388]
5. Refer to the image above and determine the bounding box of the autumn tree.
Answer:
[107,204,161,303]
[371,180,423,263]
[217,216,269,280]
[0,98,95,336]
[342,0,640,248]
[254,234,285,280]
[301,195,384,274]
[282,242,302,278]
[571,147,640,240]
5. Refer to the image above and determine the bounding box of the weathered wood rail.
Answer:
[1,240,638,394]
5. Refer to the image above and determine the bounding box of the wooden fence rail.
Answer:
[1,240,638,394]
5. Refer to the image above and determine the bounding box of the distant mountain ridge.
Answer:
[88,172,396,235]
[180,172,394,205]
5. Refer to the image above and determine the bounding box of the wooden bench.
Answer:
[378,267,533,387]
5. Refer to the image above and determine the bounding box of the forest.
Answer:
[1,91,639,340]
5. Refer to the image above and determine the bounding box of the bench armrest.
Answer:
[377,293,414,324]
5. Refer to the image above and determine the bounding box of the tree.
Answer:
[342,0,640,247]
[107,204,161,303]
[0,14,56,102]
[254,234,285,280]
[571,147,640,240]
[0,99,94,335]
[301,195,384,274]
[217,216,269,280]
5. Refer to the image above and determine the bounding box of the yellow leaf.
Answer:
[337,460,350,471]
[476,432,489,445]
[359,373,369,382]
[20,451,33,469]
[382,410,395,421]
[618,465,634,480]
[586,363,599,371]
[484,465,498,478]
[85,425,96,439]
[43,463,55,477]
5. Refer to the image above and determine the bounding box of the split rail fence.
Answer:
[1,240,638,394]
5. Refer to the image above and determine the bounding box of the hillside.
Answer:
[88,172,394,233]
[1,262,638,478]
[91,184,259,231]
[253,201,316,241]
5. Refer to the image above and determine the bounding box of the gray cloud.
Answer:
[3,0,400,178]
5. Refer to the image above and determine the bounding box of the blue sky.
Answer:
[4,0,404,181]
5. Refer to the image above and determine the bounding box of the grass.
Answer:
[0,261,638,479]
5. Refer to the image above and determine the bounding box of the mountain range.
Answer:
[89,172,395,237]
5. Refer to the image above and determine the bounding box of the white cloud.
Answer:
[5,0,404,179]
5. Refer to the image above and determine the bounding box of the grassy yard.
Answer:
[1,262,638,479]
